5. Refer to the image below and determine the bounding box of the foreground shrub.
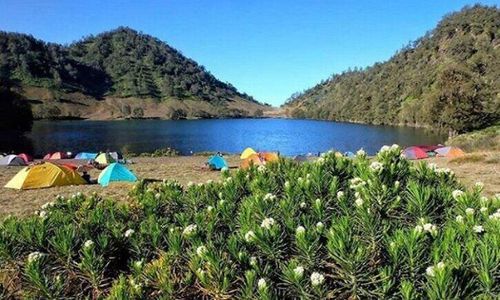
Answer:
[0,146,499,299]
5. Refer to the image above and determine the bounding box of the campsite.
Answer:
[1,2,499,299]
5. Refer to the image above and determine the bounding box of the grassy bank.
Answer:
[447,125,500,152]
[1,148,499,298]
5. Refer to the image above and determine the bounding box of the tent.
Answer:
[4,162,86,189]
[75,152,98,159]
[435,146,465,159]
[207,155,228,170]
[0,155,27,166]
[241,153,264,169]
[414,145,442,153]
[98,163,137,186]
[402,146,428,160]
[293,155,308,162]
[109,152,123,161]
[95,152,115,165]
[17,153,33,164]
[45,152,67,160]
[344,151,355,158]
[260,152,279,162]
[240,148,257,159]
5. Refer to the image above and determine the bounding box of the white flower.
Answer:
[183,224,197,237]
[257,278,267,290]
[480,207,488,213]
[465,208,475,215]
[263,193,276,201]
[394,181,400,189]
[391,144,399,151]
[245,231,256,242]
[293,265,304,278]
[475,182,484,189]
[84,240,94,248]
[356,149,366,156]
[336,191,344,199]
[370,161,384,172]
[426,266,435,277]
[257,165,266,172]
[310,272,325,286]
[187,181,194,187]
[249,256,257,266]
[355,198,364,207]
[76,192,82,197]
[455,215,464,223]
[452,190,464,200]
[219,199,225,206]
[218,192,223,199]
[473,225,484,233]
[284,181,291,189]
[155,193,161,199]
[206,179,213,184]
[124,229,135,238]
[315,198,321,206]
[316,222,324,231]
[379,145,390,153]
[428,163,438,170]
[423,223,437,234]
[296,226,306,235]
[480,196,489,205]
[41,202,54,210]
[300,202,307,208]
[414,225,423,233]
[39,211,47,219]
[436,261,445,269]
[196,245,207,257]
[207,206,214,213]
[27,251,43,263]
[260,217,275,230]
[316,157,325,164]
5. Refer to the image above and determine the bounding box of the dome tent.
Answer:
[5,162,86,189]
[0,155,26,166]
[98,163,137,187]
[207,155,228,170]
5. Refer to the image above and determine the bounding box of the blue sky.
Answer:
[0,0,498,105]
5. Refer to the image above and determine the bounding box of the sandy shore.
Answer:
[0,154,498,217]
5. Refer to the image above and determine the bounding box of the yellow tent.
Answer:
[4,162,86,190]
[95,152,115,165]
[240,147,257,159]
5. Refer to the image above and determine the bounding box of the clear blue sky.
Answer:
[0,0,498,105]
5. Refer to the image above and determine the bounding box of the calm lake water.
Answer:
[2,119,445,157]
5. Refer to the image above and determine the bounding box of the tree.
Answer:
[0,85,33,132]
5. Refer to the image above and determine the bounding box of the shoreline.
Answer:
[0,152,498,218]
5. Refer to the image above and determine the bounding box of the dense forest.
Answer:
[0,27,265,122]
[284,5,500,134]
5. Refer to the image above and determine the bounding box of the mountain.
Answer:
[0,27,267,121]
[284,5,500,134]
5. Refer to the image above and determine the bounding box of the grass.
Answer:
[0,147,499,299]
[447,125,500,152]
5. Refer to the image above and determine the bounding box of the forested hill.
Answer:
[0,27,266,120]
[284,5,500,134]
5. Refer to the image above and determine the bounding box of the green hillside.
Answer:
[284,5,500,134]
[0,27,265,122]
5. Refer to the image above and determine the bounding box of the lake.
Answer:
[1,119,445,157]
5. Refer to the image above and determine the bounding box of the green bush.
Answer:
[1,146,499,299]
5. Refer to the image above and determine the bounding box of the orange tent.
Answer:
[260,152,279,162]
[435,146,465,159]
[241,153,264,169]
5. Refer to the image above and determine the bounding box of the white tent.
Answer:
[0,155,27,166]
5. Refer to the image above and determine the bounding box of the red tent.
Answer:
[17,153,33,164]
[43,153,52,160]
[49,152,67,160]
[414,145,442,152]
[403,146,428,160]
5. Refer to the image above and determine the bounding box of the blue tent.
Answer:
[98,163,137,186]
[75,152,98,159]
[207,155,228,170]
[344,151,355,158]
